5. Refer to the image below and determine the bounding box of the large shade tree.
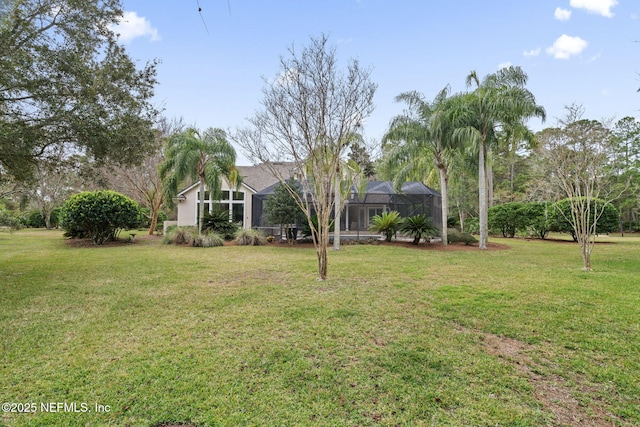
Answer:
[451,66,545,249]
[381,87,457,246]
[160,127,240,235]
[0,0,158,184]
[235,34,376,280]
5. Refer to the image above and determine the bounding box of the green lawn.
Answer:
[1,230,638,426]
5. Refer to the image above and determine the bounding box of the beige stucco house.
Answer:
[168,163,297,231]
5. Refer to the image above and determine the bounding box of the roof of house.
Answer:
[176,162,298,197]
[236,162,297,193]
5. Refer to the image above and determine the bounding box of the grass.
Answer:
[1,229,639,426]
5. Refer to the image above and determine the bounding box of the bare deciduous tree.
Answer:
[235,35,377,280]
[109,117,185,235]
[538,106,620,270]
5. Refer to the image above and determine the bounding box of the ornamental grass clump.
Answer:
[192,232,224,247]
[161,226,197,245]
[234,229,266,246]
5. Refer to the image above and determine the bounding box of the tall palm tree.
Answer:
[451,66,545,249]
[381,86,456,246]
[160,127,239,234]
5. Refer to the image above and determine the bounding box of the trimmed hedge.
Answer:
[61,190,141,245]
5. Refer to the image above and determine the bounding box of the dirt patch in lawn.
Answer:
[475,330,620,426]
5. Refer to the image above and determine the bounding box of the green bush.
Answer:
[0,208,23,231]
[464,217,480,234]
[60,190,141,245]
[488,202,527,238]
[234,229,266,246]
[301,215,334,240]
[139,208,168,231]
[520,202,553,239]
[399,214,439,245]
[447,228,478,245]
[202,209,239,240]
[369,211,402,242]
[25,208,61,229]
[551,198,619,241]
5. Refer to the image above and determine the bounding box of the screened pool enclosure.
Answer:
[251,180,442,234]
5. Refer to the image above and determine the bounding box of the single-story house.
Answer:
[170,163,442,234]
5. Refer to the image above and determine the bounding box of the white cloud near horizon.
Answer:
[554,7,572,20]
[569,0,618,17]
[111,11,160,43]
[546,34,588,59]
[523,47,541,57]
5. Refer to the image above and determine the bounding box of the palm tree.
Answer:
[160,127,240,234]
[451,66,545,249]
[381,87,457,246]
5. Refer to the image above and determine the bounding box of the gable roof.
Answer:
[236,162,297,193]
[175,162,298,197]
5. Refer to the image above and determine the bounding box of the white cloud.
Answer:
[111,11,160,43]
[554,7,572,20]
[632,13,639,20]
[569,0,618,17]
[498,62,512,70]
[523,48,541,57]
[546,34,588,59]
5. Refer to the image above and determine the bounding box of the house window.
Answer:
[368,207,385,225]
[197,188,245,227]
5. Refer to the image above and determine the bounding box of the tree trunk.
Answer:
[333,177,341,250]
[478,140,488,249]
[579,238,592,271]
[317,213,329,280]
[198,179,205,235]
[148,198,162,235]
[438,166,448,246]
[487,145,494,208]
[44,209,52,230]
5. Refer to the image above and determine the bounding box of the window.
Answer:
[197,188,245,228]
[368,207,385,225]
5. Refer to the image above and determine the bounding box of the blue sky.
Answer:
[117,0,639,165]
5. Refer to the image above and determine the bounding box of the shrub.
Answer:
[399,214,439,244]
[139,208,168,231]
[26,208,61,229]
[60,191,141,245]
[162,226,197,245]
[369,211,402,242]
[202,209,239,240]
[447,228,478,245]
[192,232,224,247]
[551,198,619,241]
[235,229,267,246]
[488,202,527,238]
[0,208,23,231]
[301,215,334,240]
[520,201,553,239]
[464,217,480,234]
